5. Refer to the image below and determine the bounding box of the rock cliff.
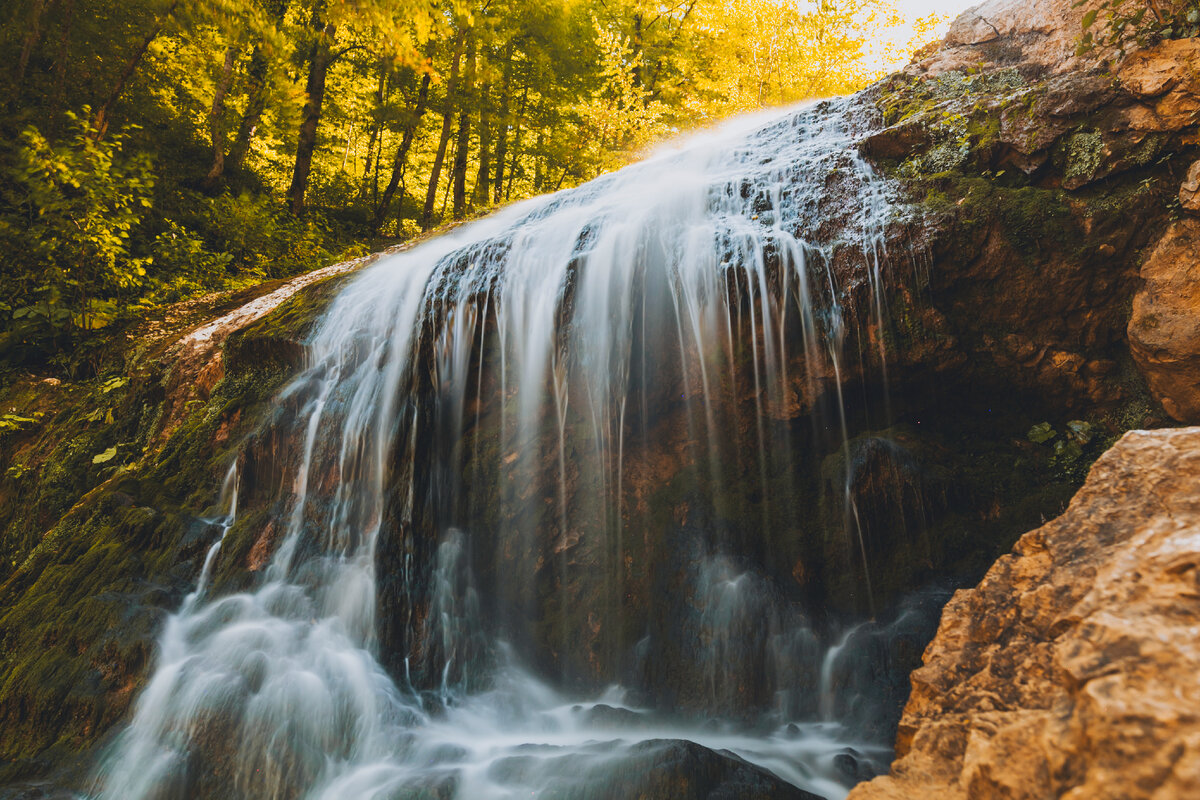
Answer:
[843,0,1200,796]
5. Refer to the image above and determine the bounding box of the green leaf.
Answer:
[1082,8,1098,28]
[1028,422,1057,444]
[92,446,118,464]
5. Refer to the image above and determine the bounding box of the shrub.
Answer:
[0,112,154,350]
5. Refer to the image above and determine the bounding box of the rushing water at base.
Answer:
[90,98,936,800]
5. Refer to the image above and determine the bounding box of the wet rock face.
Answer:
[0,273,343,785]
[6,1,1200,794]
[847,428,1200,800]
[819,436,943,609]
[486,739,825,800]
[1128,220,1200,423]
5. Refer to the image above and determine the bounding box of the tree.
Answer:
[287,1,337,214]
[2,0,940,365]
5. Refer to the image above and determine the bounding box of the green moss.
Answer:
[1130,132,1165,167]
[0,270,348,782]
[1063,129,1105,183]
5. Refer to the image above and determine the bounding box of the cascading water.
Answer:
[90,97,943,800]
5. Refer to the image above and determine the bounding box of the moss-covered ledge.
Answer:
[0,264,357,786]
[860,45,1198,426]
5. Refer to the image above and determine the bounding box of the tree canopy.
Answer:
[0,0,940,370]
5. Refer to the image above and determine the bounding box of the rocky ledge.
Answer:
[849,427,1200,800]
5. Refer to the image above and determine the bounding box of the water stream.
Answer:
[90,98,936,800]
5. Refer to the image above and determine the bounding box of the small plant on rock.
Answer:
[1076,0,1200,58]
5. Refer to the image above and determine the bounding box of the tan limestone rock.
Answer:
[1128,220,1200,423]
[1117,38,1200,99]
[1181,160,1200,214]
[907,0,1110,78]
[849,427,1200,800]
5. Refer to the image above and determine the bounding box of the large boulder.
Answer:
[1128,220,1200,423]
[487,739,825,800]
[847,427,1200,800]
[906,0,1107,79]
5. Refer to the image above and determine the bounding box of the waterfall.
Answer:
[90,97,937,800]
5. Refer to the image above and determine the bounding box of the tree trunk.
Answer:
[226,48,268,173]
[631,13,643,89]
[503,82,528,202]
[422,29,465,231]
[471,83,492,209]
[645,0,696,101]
[533,130,545,193]
[440,135,457,219]
[360,61,388,199]
[227,0,289,173]
[202,44,239,189]
[491,44,514,204]
[373,70,431,231]
[15,0,55,88]
[451,105,470,217]
[50,0,75,114]
[91,0,180,140]
[340,121,354,171]
[451,31,475,219]
[287,15,337,216]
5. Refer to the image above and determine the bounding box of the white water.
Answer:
[91,98,911,800]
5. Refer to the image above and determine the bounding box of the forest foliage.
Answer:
[0,0,938,370]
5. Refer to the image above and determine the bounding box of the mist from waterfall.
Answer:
[90,97,941,800]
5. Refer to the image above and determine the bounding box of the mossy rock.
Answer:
[0,270,349,786]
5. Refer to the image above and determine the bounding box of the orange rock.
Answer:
[1181,160,1200,215]
[1117,38,1200,98]
[1128,220,1200,423]
[906,0,1111,79]
[849,428,1200,800]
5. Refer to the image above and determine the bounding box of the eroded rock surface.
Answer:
[157,249,381,444]
[1129,220,1200,423]
[907,0,1107,78]
[1181,159,1200,214]
[848,427,1200,800]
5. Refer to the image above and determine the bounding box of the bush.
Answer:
[147,219,236,303]
[198,191,342,280]
[0,111,366,369]
[0,112,154,350]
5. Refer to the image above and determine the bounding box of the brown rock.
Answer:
[1181,160,1200,215]
[1128,220,1200,423]
[848,427,1200,800]
[156,251,374,446]
[1117,38,1200,98]
[1118,39,1200,131]
[907,0,1111,78]
[860,118,934,160]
